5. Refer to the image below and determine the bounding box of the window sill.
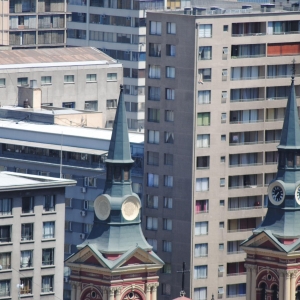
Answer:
[0,296,11,299]
[41,265,55,269]
[107,80,117,82]
[19,267,34,271]
[42,238,56,242]
[0,214,13,219]
[86,81,97,83]
[20,294,33,298]
[42,211,56,215]
[21,213,35,217]
[40,292,54,296]
[0,269,12,273]
[0,242,12,246]
[41,83,52,86]
[64,82,75,84]
[0,86,6,88]
[20,240,34,244]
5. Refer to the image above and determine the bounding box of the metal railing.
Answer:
[227,294,246,298]
[265,118,284,122]
[230,120,263,124]
[230,98,264,103]
[228,184,262,190]
[41,287,53,293]
[229,163,262,168]
[0,237,11,243]
[231,75,265,81]
[21,235,33,241]
[227,250,244,255]
[229,141,263,146]
[232,32,266,37]
[231,54,265,59]
[195,210,209,214]
[228,206,262,211]
[227,272,246,276]
[227,228,255,233]
[42,260,54,266]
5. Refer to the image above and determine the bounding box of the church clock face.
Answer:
[268,181,285,206]
[94,195,111,221]
[295,184,300,205]
[121,196,141,221]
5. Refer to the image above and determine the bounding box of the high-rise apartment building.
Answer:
[66,0,190,131]
[144,3,300,299]
[0,0,69,49]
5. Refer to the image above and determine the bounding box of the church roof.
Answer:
[106,85,134,164]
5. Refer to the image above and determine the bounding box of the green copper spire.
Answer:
[278,60,300,150]
[106,85,134,164]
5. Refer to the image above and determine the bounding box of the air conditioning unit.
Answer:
[80,233,86,239]
[64,277,69,283]
[81,210,86,217]
[81,187,86,193]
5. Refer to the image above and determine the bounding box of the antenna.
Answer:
[60,132,63,178]
[292,58,296,82]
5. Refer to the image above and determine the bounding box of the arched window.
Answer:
[296,286,300,300]
[271,284,278,300]
[259,283,266,300]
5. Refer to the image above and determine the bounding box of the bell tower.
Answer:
[241,62,300,300]
[66,86,164,300]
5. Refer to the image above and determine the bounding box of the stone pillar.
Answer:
[101,287,108,300]
[152,283,159,300]
[245,264,252,300]
[70,282,76,300]
[109,287,115,300]
[250,265,257,300]
[116,287,122,300]
[284,271,291,300]
[290,271,297,300]
[277,269,285,300]
[76,283,81,300]
[145,284,151,300]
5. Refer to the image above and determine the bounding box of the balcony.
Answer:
[230,109,264,125]
[232,22,266,37]
[229,131,264,146]
[231,44,266,59]
[227,262,246,276]
[227,217,260,232]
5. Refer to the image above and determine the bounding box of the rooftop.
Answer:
[0,47,120,69]
[0,171,76,191]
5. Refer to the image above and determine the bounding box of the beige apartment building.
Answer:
[144,3,300,300]
[0,0,69,48]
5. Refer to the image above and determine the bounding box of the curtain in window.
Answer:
[194,266,207,279]
[0,281,10,297]
[166,67,175,78]
[229,198,238,209]
[194,288,207,300]
[43,222,54,238]
[165,132,174,143]
[198,91,210,104]
[147,217,158,230]
[195,222,207,235]
[196,178,209,191]
[1,199,11,215]
[166,89,174,100]
[148,65,161,78]
[197,113,210,126]
[0,253,10,269]
[195,244,208,257]
[199,25,212,37]
[164,176,173,187]
[20,251,32,268]
[163,241,172,252]
[42,277,52,293]
[197,134,210,148]
[267,22,273,34]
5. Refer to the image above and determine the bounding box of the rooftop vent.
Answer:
[192,7,206,15]
[242,4,252,8]
[260,3,275,12]
[184,7,192,14]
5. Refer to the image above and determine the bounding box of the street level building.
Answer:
[144,2,300,299]
[66,0,190,131]
[0,172,75,299]
[0,0,69,49]
[0,47,122,128]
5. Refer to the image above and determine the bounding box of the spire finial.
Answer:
[292,58,296,82]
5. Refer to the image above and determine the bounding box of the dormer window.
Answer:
[287,152,294,167]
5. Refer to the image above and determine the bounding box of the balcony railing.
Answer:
[41,287,53,293]
[229,163,262,168]
[42,260,54,266]
[272,30,300,35]
[21,235,33,241]
[230,119,263,124]
[228,206,262,211]
[231,54,265,59]
[0,237,11,243]
[230,98,264,103]
[265,118,284,122]
[267,73,300,79]
[228,184,262,189]
[195,210,209,214]
[227,251,244,255]
[227,294,246,298]
[228,228,255,233]
[231,76,265,81]
[265,139,280,144]
[227,272,246,276]
[232,33,266,37]
[229,141,264,146]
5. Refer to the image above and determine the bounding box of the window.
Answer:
[221,135,226,141]
[219,243,224,250]
[42,248,54,266]
[65,198,72,208]
[165,110,174,122]
[86,74,97,82]
[166,44,176,56]
[162,283,171,295]
[220,200,225,206]
[0,253,10,270]
[221,113,227,123]
[0,78,5,87]
[220,178,225,187]
[107,73,117,81]
[219,221,225,229]
[148,86,161,101]
[164,175,173,187]
[148,130,159,144]
[0,280,10,297]
[163,218,172,230]
[195,222,208,235]
[83,223,93,234]
[196,178,209,191]
[147,151,159,166]
[194,266,207,279]
[64,244,71,254]
[194,287,207,300]
[84,177,96,187]
[198,90,211,104]
[218,265,224,276]
[20,278,32,295]
[221,156,226,163]
[195,200,209,213]
[106,99,117,108]
[43,222,55,239]
[197,156,210,169]
[41,76,52,85]
[147,239,157,252]
[41,276,54,293]
[146,195,158,209]
[166,66,175,78]
[64,75,74,83]
[146,217,158,230]
[195,243,208,257]
[38,171,49,176]
[21,223,33,241]
[0,226,11,243]
[22,197,34,214]
[222,91,228,102]
[44,195,55,212]
[164,197,173,209]
[222,69,228,81]
[149,21,161,35]
[17,77,28,86]
[167,22,176,34]
[163,240,172,252]
[198,68,211,82]
[166,88,175,100]
[0,199,12,216]
[65,221,72,231]
[199,46,212,60]
[164,132,174,143]
[197,134,210,148]
[149,43,161,57]
[148,173,159,187]
[197,112,210,126]
[148,65,161,79]
[162,263,171,274]
[199,24,212,37]
[164,153,173,165]
[62,102,75,108]
[20,250,33,268]
[223,25,228,31]
[85,100,98,111]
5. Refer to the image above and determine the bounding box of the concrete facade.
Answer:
[0,47,122,128]
[144,4,300,300]
[0,172,75,300]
